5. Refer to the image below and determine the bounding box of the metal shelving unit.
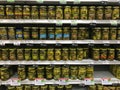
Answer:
[0,0,120,89]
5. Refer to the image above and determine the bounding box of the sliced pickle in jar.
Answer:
[40,6,47,19]
[88,6,95,20]
[62,48,69,60]
[72,6,79,19]
[92,48,100,60]
[92,27,101,40]
[0,27,7,40]
[31,6,39,19]
[47,48,54,61]
[9,48,16,60]
[25,48,31,60]
[8,27,15,40]
[23,5,30,19]
[32,49,39,61]
[0,5,5,19]
[71,27,77,40]
[15,5,22,19]
[105,6,112,19]
[48,6,55,19]
[56,6,63,19]
[77,48,84,60]
[70,48,76,60]
[110,27,117,40]
[53,66,61,80]
[23,27,30,40]
[108,48,115,60]
[39,27,46,40]
[46,66,53,80]
[80,6,88,20]
[55,48,61,61]
[96,6,103,20]
[18,66,26,80]
[112,6,119,20]
[64,6,71,19]
[102,27,109,40]
[40,48,46,60]
[6,5,14,19]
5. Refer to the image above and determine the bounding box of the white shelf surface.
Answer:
[0,71,119,85]
[0,0,118,2]
[0,60,120,65]
[0,40,120,45]
[0,20,118,24]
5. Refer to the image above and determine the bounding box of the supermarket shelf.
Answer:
[0,20,118,25]
[0,40,120,45]
[0,0,118,2]
[0,60,120,65]
[0,71,119,85]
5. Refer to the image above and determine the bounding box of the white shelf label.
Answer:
[36,0,43,3]
[7,0,15,2]
[101,78,112,85]
[60,0,66,4]
[59,78,69,85]
[11,78,21,86]
[71,20,77,26]
[85,78,94,85]
[110,20,117,26]
[14,42,20,46]
[35,78,45,85]
[74,0,81,4]
[56,20,63,26]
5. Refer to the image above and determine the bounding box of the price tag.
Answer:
[101,78,112,85]
[60,0,66,4]
[11,78,21,86]
[74,0,81,4]
[36,0,44,3]
[110,20,117,26]
[56,20,63,26]
[35,78,45,85]
[71,20,77,26]
[59,78,69,85]
[0,42,5,46]
[7,0,15,2]
[85,78,94,85]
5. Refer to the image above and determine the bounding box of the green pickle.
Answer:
[64,6,71,19]
[100,48,107,60]
[53,66,61,80]
[105,6,112,19]
[23,5,30,19]
[102,27,109,40]
[25,48,31,60]
[32,27,38,40]
[78,27,88,40]
[40,48,46,60]
[32,49,39,60]
[6,5,14,19]
[37,66,45,78]
[70,66,78,79]
[71,27,77,40]
[92,48,100,60]
[88,6,95,20]
[65,85,72,90]
[47,49,54,61]
[8,27,15,40]
[2,48,8,60]
[28,66,36,80]
[16,86,23,90]
[46,66,53,80]
[41,85,48,90]
[112,6,119,19]
[55,48,61,61]
[48,27,55,40]
[70,48,76,60]
[0,27,7,40]
[17,48,24,60]
[116,48,120,60]
[92,27,101,40]
[7,86,16,90]
[40,6,47,19]
[23,27,30,40]
[78,66,86,80]
[24,85,32,90]
[62,66,69,78]
[9,48,16,60]
[48,6,55,19]
[0,5,5,19]
[63,27,70,40]
[39,27,46,40]
[49,85,56,90]
[62,48,69,60]
[96,6,103,20]
[32,86,40,90]
[86,66,94,78]
[108,48,115,60]
[72,6,79,19]
[80,6,88,20]
[15,5,22,19]
[110,28,117,40]
[56,6,63,19]
[77,48,84,60]
[31,6,39,19]
[57,85,64,90]
[18,66,26,80]
[55,27,62,40]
